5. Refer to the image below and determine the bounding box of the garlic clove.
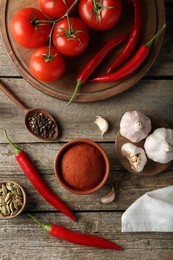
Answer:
[131,154,142,172]
[95,116,109,139]
[101,187,116,204]
[121,143,147,173]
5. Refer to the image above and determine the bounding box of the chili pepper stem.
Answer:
[145,23,166,48]
[67,79,82,106]
[4,130,21,154]
[27,213,51,233]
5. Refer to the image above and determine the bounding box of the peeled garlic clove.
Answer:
[95,116,109,139]
[121,143,147,173]
[101,187,116,204]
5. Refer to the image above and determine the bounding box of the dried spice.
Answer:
[0,182,23,218]
[61,143,105,190]
[28,113,56,138]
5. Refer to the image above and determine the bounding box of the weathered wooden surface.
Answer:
[0,0,173,259]
[1,213,173,260]
[0,78,172,143]
[1,142,173,212]
[0,212,172,260]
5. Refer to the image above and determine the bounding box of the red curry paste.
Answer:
[61,143,105,190]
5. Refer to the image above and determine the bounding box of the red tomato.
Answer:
[78,0,122,30]
[10,8,51,48]
[38,0,76,19]
[29,46,65,82]
[52,17,89,56]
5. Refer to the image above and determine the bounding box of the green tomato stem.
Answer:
[45,0,80,61]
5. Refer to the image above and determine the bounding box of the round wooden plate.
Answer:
[115,117,171,177]
[1,0,165,102]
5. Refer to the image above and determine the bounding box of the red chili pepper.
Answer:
[91,24,166,83]
[107,0,142,74]
[5,131,76,222]
[67,33,129,105]
[28,214,122,250]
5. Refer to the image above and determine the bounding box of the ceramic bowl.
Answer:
[0,181,26,219]
[54,139,110,195]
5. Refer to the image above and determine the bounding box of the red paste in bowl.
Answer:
[61,143,105,190]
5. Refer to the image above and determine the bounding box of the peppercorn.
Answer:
[28,113,56,138]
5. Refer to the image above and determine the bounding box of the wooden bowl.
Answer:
[54,139,110,195]
[115,117,171,177]
[0,181,26,219]
[0,0,165,102]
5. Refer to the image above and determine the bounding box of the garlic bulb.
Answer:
[121,143,147,173]
[101,187,116,204]
[95,116,109,139]
[120,111,151,143]
[144,128,173,163]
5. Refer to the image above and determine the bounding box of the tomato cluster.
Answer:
[10,0,122,83]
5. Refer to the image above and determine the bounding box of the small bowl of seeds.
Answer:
[0,181,26,219]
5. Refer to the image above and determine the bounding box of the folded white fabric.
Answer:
[121,185,173,232]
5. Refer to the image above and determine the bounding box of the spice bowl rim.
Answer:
[54,138,110,195]
[0,180,26,219]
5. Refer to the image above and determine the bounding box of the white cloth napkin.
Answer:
[121,185,173,232]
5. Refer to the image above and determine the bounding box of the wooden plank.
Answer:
[0,212,173,260]
[0,142,172,211]
[0,1,172,259]
[1,142,173,173]
[0,38,20,77]
[0,78,172,143]
[2,170,173,212]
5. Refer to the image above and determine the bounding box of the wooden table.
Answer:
[0,1,173,259]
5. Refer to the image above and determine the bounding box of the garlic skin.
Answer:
[121,143,147,173]
[144,128,173,164]
[120,111,151,143]
[95,116,109,139]
[101,187,116,204]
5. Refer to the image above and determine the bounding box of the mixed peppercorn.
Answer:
[28,113,56,138]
